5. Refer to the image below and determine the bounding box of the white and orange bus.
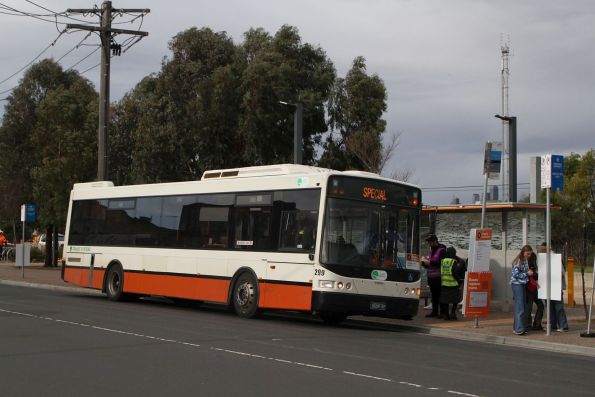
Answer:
[62,164,422,322]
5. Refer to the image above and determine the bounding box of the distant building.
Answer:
[450,196,460,205]
[490,185,499,201]
[472,193,480,203]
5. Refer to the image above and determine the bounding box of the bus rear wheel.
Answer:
[233,273,260,318]
[106,265,126,301]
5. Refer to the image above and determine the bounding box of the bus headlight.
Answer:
[405,288,409,294]
[319,280,335,289]
[337,282,344,289]
[411,289,417,295]
[346,282,352,290]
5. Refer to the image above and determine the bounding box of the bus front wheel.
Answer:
[233,273,260,318]
[106,265,126,301]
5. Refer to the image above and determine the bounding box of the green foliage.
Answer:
[0,60,98,230]
[110,25,336,183]
[550,150,595,265]
[318,56,388,173]
[1,25,391,242]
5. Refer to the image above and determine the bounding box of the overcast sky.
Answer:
[1,0,594,204]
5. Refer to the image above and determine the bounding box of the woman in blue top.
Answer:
[510,245,534,335]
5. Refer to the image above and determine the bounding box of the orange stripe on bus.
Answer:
[123,272,230,304]
[63,267,88,287]
[259,283,312,311]
[64,267,313,312]
[63,267,105,289]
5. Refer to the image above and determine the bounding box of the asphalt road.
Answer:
[1,285,593,397]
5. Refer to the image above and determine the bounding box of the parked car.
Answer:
[37,233,64,254]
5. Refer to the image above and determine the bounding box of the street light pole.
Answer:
[279,101,303,165]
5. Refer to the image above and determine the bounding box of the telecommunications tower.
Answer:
[500,39,510,201]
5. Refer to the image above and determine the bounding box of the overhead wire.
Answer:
[0,29,65,88]
[1,1,148,96]
[0,2,98,27]
[55,31,93,63]
[0,2,67,26]
[79,63,100,75]
[65,47,101,71]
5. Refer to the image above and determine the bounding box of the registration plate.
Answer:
[370,301,387,311]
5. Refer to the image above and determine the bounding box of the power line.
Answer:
[79,63,100,75]
[0,2,106,27]
[0,29,65,88]
[55,31,93,63]
[24,0,55,14]
[65,46,101,71]
[0,2,67,25]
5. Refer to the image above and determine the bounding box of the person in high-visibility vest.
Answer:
[439,246,465,320]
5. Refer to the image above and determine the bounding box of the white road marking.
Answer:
[0,307,482,396]
[448,391,480,397]
[343,371,392,382]
[400,381,422,387]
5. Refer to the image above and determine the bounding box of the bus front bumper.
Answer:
[311,291,419,319]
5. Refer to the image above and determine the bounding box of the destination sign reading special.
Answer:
[362,187,387,201]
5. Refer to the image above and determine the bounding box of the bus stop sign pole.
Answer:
[19,203,36,278]
[581,257,595,337]
[20,204,25,279]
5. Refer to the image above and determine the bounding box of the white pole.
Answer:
[585,258,595,335]
[481,172,488,229]
[546,188,551,336]
[21,219,25,279]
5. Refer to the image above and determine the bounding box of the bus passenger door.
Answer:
[264,255,314,311]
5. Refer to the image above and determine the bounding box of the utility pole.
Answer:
[66,1,149,181]
[500,39,510,201]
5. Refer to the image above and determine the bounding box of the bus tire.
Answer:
[320,311,347,325]
[106,265,126,302]
[232,272,260,318]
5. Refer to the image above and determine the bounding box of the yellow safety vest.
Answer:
[440,258,459,287]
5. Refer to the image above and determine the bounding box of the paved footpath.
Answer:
[2,261,595,357]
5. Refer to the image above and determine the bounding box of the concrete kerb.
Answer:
[0,279,102,296]
[347,318,595,358]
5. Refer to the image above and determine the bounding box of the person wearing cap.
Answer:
[421,234,446,318]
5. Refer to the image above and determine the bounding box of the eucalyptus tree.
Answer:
[0,59,97,265]
[319,56,389,173]
[238,25,335,165]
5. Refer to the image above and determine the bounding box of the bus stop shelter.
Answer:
[422,203,552,311]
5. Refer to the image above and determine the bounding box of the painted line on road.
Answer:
[0,307,200,348]
[399,381,422,387]
[447,391,480,397]
[0,306,482,396]
[343,371,392,382]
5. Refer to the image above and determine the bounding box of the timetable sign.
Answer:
[541,154,564,191]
